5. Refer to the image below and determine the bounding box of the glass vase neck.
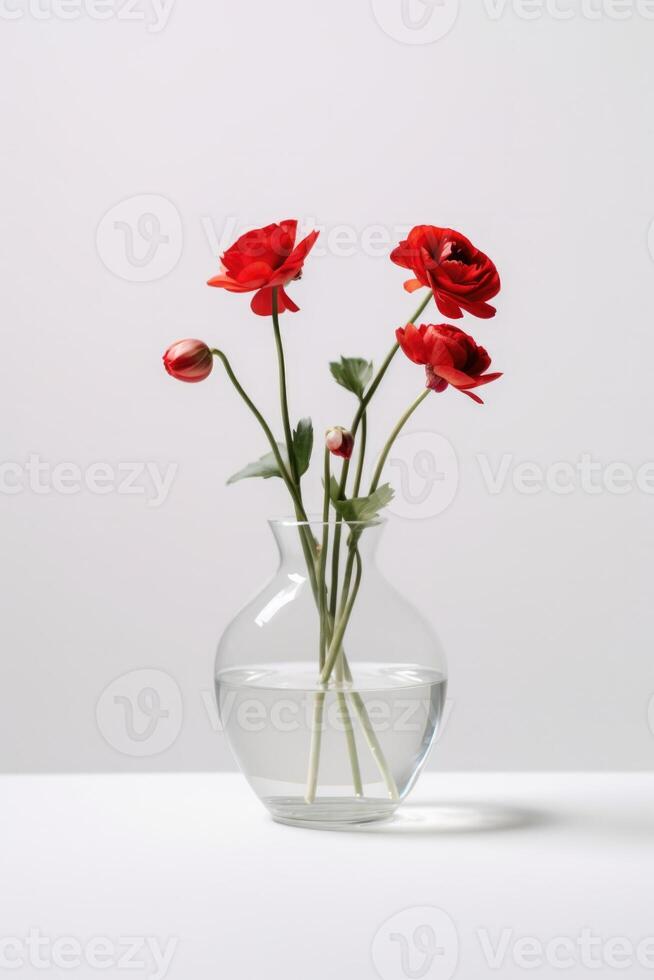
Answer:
[268,517,385,562]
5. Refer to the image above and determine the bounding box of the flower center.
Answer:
[442,241,471,264]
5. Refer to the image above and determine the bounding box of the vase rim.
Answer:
[269,514,387,529]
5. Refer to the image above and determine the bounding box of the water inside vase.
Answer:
[216,662,446,827]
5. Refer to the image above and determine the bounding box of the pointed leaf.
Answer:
[292,417,313,478]
[329,357,373,398]
[329,482,394,524]
[227,445,287,485]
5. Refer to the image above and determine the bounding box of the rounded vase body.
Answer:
[215,518,447,828]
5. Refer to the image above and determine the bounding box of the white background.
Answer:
[1,0,653,772]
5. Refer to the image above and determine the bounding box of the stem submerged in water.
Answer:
[304,691,325,804]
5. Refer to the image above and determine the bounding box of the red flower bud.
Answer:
[325,427,354,460]
[163,339,213,383]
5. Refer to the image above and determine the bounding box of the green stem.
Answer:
[321,546,363,685]
[352,409,367,498]
[312,479,363,797]
[304,691,325,804]
[369,389,431,494]
[211,348,318,594]
[336,693,363,798]
[271,287,299,487]
[212,348,296,495]
[349,692,399,801]
[329,290,433,618]
[269,291,320,592]
[346,288,434,471]
[212,350,391,803]
[321,540,398,800]
[318,449,331,670]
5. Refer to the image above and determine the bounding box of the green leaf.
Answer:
[329,357,373,398]
[228,420,312,486]
[292,417,313,478]
[227,445,287,485]
[329,481,394,525]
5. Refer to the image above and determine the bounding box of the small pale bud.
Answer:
[325,426,354,460]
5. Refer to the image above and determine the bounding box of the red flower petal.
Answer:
[460,389,484,404]
[431,364,479,388]
[250,287,275,316]
[206,273,252,292]
[396,323,430,364]
[289,228,320,264]
[278,286,299,313]
[250,285,301,316]
[278,219,298,243]
[234,261,274,288]
[435,364,503,391]
[458,299,497,319]
[432,289,464,320]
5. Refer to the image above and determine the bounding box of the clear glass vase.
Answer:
[215,518,447,829]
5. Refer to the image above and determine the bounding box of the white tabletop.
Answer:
[1,772,652,979]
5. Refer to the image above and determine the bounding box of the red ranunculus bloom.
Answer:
[396,323,502,404]
[163,339,213,383]
[207,220,319,317]
[391,225,500,320]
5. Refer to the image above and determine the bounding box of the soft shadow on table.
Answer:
[346,799,552,836]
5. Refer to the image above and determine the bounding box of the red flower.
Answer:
[325,427,354,460]
[396,323,502,404]
[163,339,213,383]
[391,225,500,320]
[207,219,319,316]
